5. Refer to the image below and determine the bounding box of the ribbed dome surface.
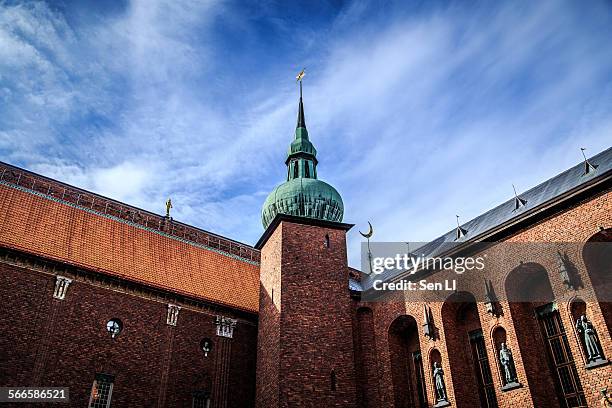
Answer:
[262,178,344,229]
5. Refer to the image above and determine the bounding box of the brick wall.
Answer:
[256,225,282,408]
[0,261,257,408]
[256,220,358,407]
[1,166,610,408]
[353,306,382,407]
[353,188,612,407]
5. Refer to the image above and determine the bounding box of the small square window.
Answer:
[88,373,114,408]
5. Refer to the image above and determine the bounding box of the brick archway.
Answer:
[505,262,585,407]
[388,315,427,408]
[441,291,497,408]
[583,228,612,333]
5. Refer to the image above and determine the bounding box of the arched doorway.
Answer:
[388,315,427,408]
[441,291,497,408]
[505,262,585,407]
[583,228,612,333]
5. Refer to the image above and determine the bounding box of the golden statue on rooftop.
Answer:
[165,198,173,218]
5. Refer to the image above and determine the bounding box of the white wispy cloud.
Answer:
[0,0,611,266]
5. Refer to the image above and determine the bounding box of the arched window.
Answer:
[388,315,427,408]
[442,292,496,408]
[192,391,210,408]
[293,161,299,179]
[324,234,330,248]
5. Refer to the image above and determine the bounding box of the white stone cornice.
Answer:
[215,315,237,338]
[53,275,72,300]
[166,304,181,326]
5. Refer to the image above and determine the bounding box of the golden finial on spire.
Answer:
[296,68,305,82]
[296,68,306,99]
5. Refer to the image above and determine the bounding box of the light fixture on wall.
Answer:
[484,280,501,317]
[601,388,611,405]
[200,338,213,357]
[422,305,435,340]
[557,251,574,290]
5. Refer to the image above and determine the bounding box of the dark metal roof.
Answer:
[434,146,612,246]
[360,146,612,290]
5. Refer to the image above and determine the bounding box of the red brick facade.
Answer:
[1,160,611,408]
[352,187,612,408]
[256,219,358,407]
[0,252,257,407]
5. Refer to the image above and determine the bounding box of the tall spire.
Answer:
[297,80,306,129]
[260,69,344,229]
[286,69,317,180]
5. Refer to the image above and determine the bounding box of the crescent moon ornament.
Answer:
[359,221,374,238]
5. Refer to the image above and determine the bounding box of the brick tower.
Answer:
[255,77,358,408]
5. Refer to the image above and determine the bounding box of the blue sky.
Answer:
[1,0,611,266]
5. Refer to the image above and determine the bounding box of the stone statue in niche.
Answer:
[499,343,518,384]
[576,314,603,363]
[433,362,448,405]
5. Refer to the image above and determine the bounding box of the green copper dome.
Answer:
[261,85,344,229]
[262,178,344,228]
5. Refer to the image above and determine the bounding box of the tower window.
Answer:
[330,370,337,391]
[324,234,330,248]
[293,162,299,179]
[88,373,114,408]
[305,163,310,178]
